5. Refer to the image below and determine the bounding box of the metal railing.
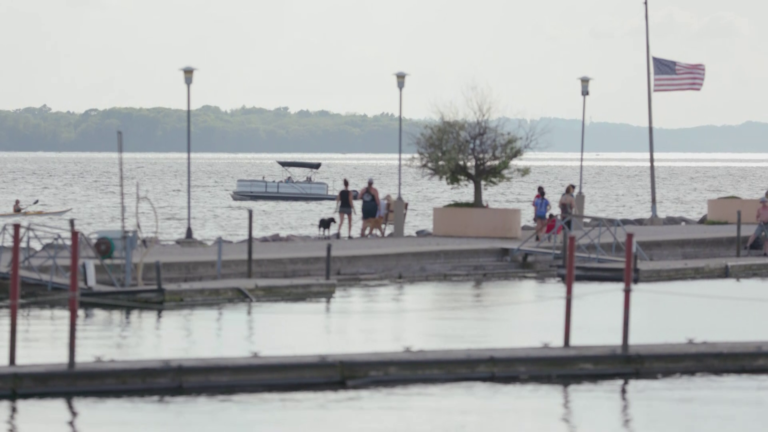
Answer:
[513,214,648,262]
[0,222,121,290]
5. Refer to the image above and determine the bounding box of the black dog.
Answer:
[318,217,336,237]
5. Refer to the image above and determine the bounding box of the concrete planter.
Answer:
[433,207,521,239]
[707,199,760,223]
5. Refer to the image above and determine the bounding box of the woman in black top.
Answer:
[336,178,353,238]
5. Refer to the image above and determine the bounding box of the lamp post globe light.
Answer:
[393,72,407,237]
[575,76,592,231]
[181,66,196,240]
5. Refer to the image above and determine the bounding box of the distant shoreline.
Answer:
[1,107,766,153]
[1,150,767,154]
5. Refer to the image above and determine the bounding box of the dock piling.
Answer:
[622,233,634,354]
[247,210,253,279]
[68,229,80,370]
[563,235,575,348]
[217,237,223,279]
[737,210,742,257]
[325,243,332,280]
[9,224,20,366]
[155,261,163,290]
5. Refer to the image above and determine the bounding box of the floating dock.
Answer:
[0,341,766,397]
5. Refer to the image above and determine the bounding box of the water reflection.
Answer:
[6,399,16,432]
[65,397,78,432]
[621,380,634,432]
[561,384,576,432]
[155,310,162,330]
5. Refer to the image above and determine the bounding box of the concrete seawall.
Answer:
[1,342,767,397]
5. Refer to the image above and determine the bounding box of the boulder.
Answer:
[415,229,432,237]
[175,238,207,248]
[521,224,535,231]
[680,217,698,225]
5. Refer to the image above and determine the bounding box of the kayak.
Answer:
[0,209,72,218]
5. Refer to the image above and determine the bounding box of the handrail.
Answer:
[513,215,648,262]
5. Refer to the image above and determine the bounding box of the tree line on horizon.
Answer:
[0,105,766,153]
[0,105,421,153]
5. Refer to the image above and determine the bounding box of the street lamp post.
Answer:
[393,72,407,237]
[575,76,592,231]
[181,67,196,240]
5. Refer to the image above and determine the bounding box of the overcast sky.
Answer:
[1,0,765,128]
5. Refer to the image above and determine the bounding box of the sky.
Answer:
[1,0,766,128]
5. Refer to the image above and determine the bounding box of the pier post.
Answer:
[325,243,332,280]
[247,209,253,279]
[9,224,20,366]
[68,230,80,370]
[561,229,567,268]
[736,210,741,257]
[124,232,133,287]
[622,233,634,354]
[217,237,223,279]
[563,235,575,348]
[155,261,163,290]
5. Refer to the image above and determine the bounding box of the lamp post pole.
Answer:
[398,87,403,199]
[393,72,407,237]
[182,67,196,240]
[644,0,661,224]
[575,76,591,231]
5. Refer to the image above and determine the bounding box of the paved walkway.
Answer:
[143,224,748,263]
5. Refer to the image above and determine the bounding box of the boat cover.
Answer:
[277,161,322,170]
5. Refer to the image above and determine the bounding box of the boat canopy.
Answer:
[277,161,322,170]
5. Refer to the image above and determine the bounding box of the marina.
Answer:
[2,0,767,428]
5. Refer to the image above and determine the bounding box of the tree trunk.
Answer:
[473,179,484,208]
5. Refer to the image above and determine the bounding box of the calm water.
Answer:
[0,152,766,241]
[1,278,768,430]
[2,278,767,364]
[3,376,768,431]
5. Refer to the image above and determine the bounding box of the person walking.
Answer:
[533,191,551,241]
[531,186,544,224]
[559,185,576,231]
[359,178,380,238]
[336,178,354,238]
[746,197,768,256]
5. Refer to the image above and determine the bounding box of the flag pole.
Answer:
[644,0,659,221]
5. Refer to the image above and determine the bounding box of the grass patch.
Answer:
[444,201,479,208]
[705,219,729,225]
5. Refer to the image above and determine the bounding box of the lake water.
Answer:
[3,375,768,432]
[0,152,766,241]
[2,278,768,430]
[2,278,767,364]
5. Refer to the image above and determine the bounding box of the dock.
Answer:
[1,224,767,307]
[1,341,767,397]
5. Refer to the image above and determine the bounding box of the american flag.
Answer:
[653,57,705,92]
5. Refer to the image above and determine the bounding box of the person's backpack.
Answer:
[535,198,548,218]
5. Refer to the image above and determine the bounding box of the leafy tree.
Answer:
[413,89,538,208]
